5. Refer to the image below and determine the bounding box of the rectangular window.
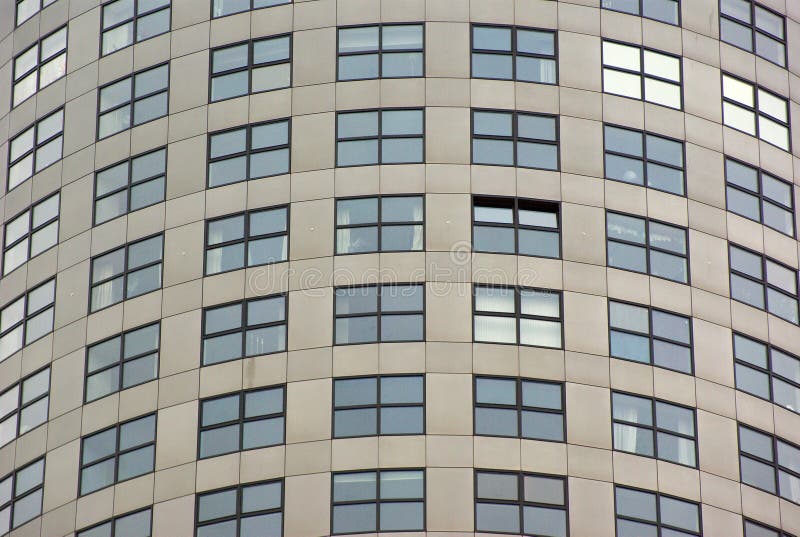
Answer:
[0,367,50,448]
[202,295,287,366]
[608,300,693,374]
[606,211,688,283]
[338,24,423,81]
[473,285,562,349]
[13,26,67,107]
[475,470,568,536]
[206,206,288,275]
[196,480,283,536]
[744,519,795,537]
[210,35,291,102]
[332,469,424,534]
[474,377,564,441]
[720,0,786,66]
[729,244,798,324]
[15,0,58,25]
[77,508,152,537]
[734,332,800,414]
[612,391,697,467]
[726,158,794,237]
[79,413,156,496]
[739,424,800,504]
[212,0,290,18]
[722,74,790,151]
[84,323,160,403]
[333,375,424,438]
[94,148,167,225]
[3,193,59,275]
[615,486,701,536]
[98,63,169,139]
[472,110,559,170]
[101,0,171,56]
[90,235,163,312]
[335,195,423,254]
[208,119,290,188]
[603,124,685,195]
[7,108,64,191]
[471,25,557,84]
[602,40,682,109]
[199,386,285,459]
[0,458,44,534]
[337,109,424,166]
[601,0,680,24]
[473,197,560,258]
[0,278,56,364]
[334,284,424,345]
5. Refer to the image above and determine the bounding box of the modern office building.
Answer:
[0,0,798,536]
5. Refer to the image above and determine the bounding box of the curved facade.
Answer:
[1,0,800,536]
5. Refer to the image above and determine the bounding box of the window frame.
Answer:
[614,484,702,536]
[7,107,64,192]
[0,278,56,364]
[100,0,172,57]
[208,33,292,103]
[194,479,284,537]
[738,423,800,505]
[724,156,795,237]
[728,243,799,324]
[77,507,153,537]
[210,0,291,19]
[0,366,50,448]
[733,331,800,414]
[332,374,426,439]
[601,39,683,110]
[601,0,681,25]
[2,192,60,276]
[96,62,170,140]
[469,23,558,84]
[12,24,68,108]
[333,283,426,345]
[336,22,425,82]
[335,108,425,167]
[471,195,561,258]
[721,72,791,152]
[0,457,45,533]
[719,0,787,67]
[334,194,425,255]
[197,385,286,459]
[471,108,561,171]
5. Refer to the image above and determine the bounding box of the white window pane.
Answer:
[27,281,55,312]
[39,54,66,88]
[3,241,28,275]
[723,102,756,135]
[0,326,24,362]
[643,50,679,81]
[603,42,640,70]
[14,47,37,80]
[8,152,33,185]
[30,222,58,257]
[13,73,37,106]
[723,75,754,106]
[644,78,681,108]
[475,315,516,344]
[32,196,59,227]
[1,299,25,333]
[103,23,134,55]
[37,110,63,142]
[758,90,788,122]
[10,128,34,163]
[41,28,67,60]
[759,117,789,150]
[475,287,515,313]
[520,319,561,348]
[35,136,62,172]
[603,69,642,99]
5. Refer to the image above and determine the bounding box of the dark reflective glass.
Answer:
[473,26,511,51]
[475,407,518,436]
[242,417,283,449]
[198,489,237,522]
[381,376,423,403]
[380,407,423,434]
[476,503,520,533]
[381,314,423,341]
[660,496,699,532]
[616,487,656,521]
[523,506,566,537]
[476,471,518,500]
[335,408,378,437]
[522,410,563,441]
[332,504,375,534]
[380,502,423,531]
[474,225,515,253]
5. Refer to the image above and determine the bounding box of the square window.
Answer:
[336,109,424,166]
[101,0,171,56]
[602,40,682,109]
[472,25,557,83]
[474,286,563,348]
[334,284,424,345]
[473,197,560,257]
[472,110,559,170]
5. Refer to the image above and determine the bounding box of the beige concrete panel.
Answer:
[564,292,608,356]
[426,468,474,532]
[152,495,195,537]
[558,32,601,92]
[284,473,331,537]
[698,410,740,481]
[426,373,472,435]
[426,22,469,78]
[566,383,611,449]
[286,378,331,443]
[568,477,615,537]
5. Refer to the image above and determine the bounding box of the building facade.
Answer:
[0,0,799,536]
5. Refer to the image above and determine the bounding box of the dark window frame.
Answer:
[11,24,68,108]
[77,507,153,537]
[100,0,172,57]
[470,23,558,84]
[738,423,800,505]
[721,72,791,152]
[719,0,787,67]
[0,366,50,448]
[333,283,426,345]
[0,456,45,532]
[601,0,682,25]
[601,39,684,110]
[733,331,800,414]
[471,108,561,171]
[334,194,425,255]
[210,0,291,19]
[336,22,425,82]
[335,108,426,167]
[471,195,561,258]
[728,242,799,324]
[724,156,795,237]
[96,62,170,141]
[614,484,702,536]
[2,191,60,275]
[195,479,285,537]
[209,33,292,103]
[7,107,64,192]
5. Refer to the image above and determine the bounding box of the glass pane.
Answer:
[474,225,515,253]
[734,334,768,367]
[380,406,423,434]
[338,139,378,166]
[475,315,516,344]
[740,427,774,460]
[523,506,566,537]
[203,333,242,365]
[332,504,375,534]
[520,289,559,317]
[723,102,756,134]
[472,53,513,79]
[122,354,157,388]
[339,27,379,53]
[382,138,422,164]
[335,316,377,344]
[382,51,423,77]
[334,472,376,501]
[383,110,423,135]
[339,54,378,80]
[476,472,518,500]
[242,417,283,449]
[243,481,282,512]
[736,364,770,399]
[521,410,564,441]
[198,489,237,522]
[86,368,120,402]
[608,242,647,273]
[518,142,558,170]
[475,407,518,436]
[379,502,423,531]
[133,92,168,125]
[613,393,653,425]
[245,325,286,355]
[335,408,377,437]
[115,509,151,537]
[660,496,700,532]
[616,487,656,521]
[476,377,516,405]
[383,25,423,49]
[476,503,520,533]
[380,314,422,341]
[473,26,511,51]
[80,459,115,495]
[644,77,681,108]
[652,310,690,344]
[518,228,559,258]
[211,71,248,101]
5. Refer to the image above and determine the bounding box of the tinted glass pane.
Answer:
[380,407,423,434]
[335,408,377,437]
[651,310,690,344]
[381,376,423,403]
[242,417,283,449]
[475,407,518,436]
[736,363,770,399]
[476,472,518,500]
[198,489,237,522]
[381,314,423,341]
[522,410,564,441]
[616,487,656,521]
[335,317,377,344]
[613,393,653,425]
[476,377,517,405]
[380,502,423,531]
[523,506,566,537]
[473,26,511,51]
[472,53,513,79]
[334,472,376,501]
[474,226,515,253]
[476,503,520,533]
[332,504,375,534]
[660,496,699,532]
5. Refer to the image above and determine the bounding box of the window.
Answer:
[210,35,291,102]
[606,212,688,283]
[471,25,556,83]
[0,367,50,448]
[612,392,697,467]
[90,235,163,312]
[473,286,562,348]
[212,0,290,18]
[101,0,170,56]
[601,0,679,25]
[202,295,287,366]
[94,148,166,225]
[7,108,64,190]
[77,508,152,537]
[744,519,796,537]
[206,206,288,275]
[208,119,290,188]
[3,193,59,275]
[474,377,564,441]
[337,109,424,166]
[334,284,424,345]
[472,197,560,258]
[603,124,685,195]
[615,486,701,536]
[84,323,160,403]
[734,333,800,414]
[333,375,424,438]
[15,0,58,25]
[729,244,798,324]
[98,63,169,139]
[602,41,682,109]
[196,480,283,537]
[0,458,44,534]
[199,386,285,458]
[608,300,693,374]
[332,469,424,534]
[720,0,786,66]
[338,24,423,81]
[739,424,800,504]
[726,158,794,236]
[472,110,559,170]
[335,196,423,254]
[722,74,790,151]
[0,279,55,364]
[79,413,156,495]
[475,470,567,536]
[13,26,67,107]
